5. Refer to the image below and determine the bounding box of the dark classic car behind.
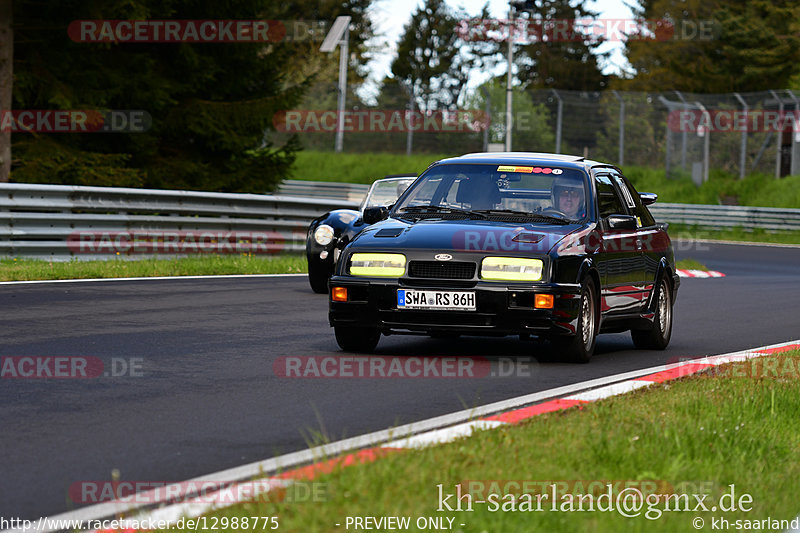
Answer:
[328,152,680,363]
[306,175,416,293]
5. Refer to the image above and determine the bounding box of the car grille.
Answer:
[408,261,476,279]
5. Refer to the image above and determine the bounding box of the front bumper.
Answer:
[328,276,583,337]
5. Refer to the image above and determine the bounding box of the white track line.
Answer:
[676,268,726,278]
[384,420,504,449]
[0,273,306,285]
[564,380,652,401]
[674,238,800,249]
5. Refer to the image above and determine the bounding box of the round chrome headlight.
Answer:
[313,224,335,246]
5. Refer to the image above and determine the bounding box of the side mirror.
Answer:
[607,214,638,230]
[363,206,390,225]
[639,192,658,205]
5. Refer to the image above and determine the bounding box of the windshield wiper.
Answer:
[398,205,488,219]
[472,209,572,225]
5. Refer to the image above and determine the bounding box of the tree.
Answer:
[389,1,502,110]
[465,79,555,151]
[0,0,11,182]
[9,0,374,192]
[279,0,375,87]
[390,0,463,111]
[618,0,800,92]
[513,0,608,91]
[452,3,503,106]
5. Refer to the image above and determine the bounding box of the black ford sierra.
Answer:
[328,152,679,363]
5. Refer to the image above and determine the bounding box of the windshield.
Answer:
[392,163,589,222]
[363,178,416,209]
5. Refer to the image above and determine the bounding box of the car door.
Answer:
[593,173,645,314]
[611,170,666,306]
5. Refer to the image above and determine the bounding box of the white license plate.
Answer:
[397,289,476,311]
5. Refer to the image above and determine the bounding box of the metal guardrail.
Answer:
[649,203,800,232]
[2,181,799,261]
[277,180,368,202]
[0,183,359,260]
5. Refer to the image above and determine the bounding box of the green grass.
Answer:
[176,350,800,532]
[291,151,456,184]
[669,224,800,245]
[0,255,307,281]
[620,166,800,208]
[675,258,708,271]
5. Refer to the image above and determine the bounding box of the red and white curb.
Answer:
[676,269,726,278]
[9,339,799,533]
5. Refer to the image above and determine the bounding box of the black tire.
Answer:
[334,326,381,353]
[552,278,598,364]
[631,277,673,350]
[308,259,332,294]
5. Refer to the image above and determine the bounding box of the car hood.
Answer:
[349,217,585,255]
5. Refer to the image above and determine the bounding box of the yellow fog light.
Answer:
[349,253,406,277]
[481,257,543,281]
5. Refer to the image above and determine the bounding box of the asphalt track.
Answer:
[1,241,799,520]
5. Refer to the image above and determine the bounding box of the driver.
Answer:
[550,176,586,218]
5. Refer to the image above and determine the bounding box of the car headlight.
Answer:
[481,257,543,281]
[349,253,406,277]
[313,225,335,246]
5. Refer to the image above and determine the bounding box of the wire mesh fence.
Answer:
[268,83,800,181]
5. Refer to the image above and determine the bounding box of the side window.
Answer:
[612,175,636,210]
[612,172,656,227]
[594,175,626,218]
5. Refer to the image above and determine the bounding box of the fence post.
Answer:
[665,119,672,179]
[334,27,349,153]
[786,90,800,176]
[612,90,624,165]
[551,88,563,153]
[505,8,514,151]
[674,91,688,170]
[695,101,710,184]
[769,89,783,179]
[657,94,673,178]
[481,86,490,152]
[733,92,748,179]
[405,83,414,156]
